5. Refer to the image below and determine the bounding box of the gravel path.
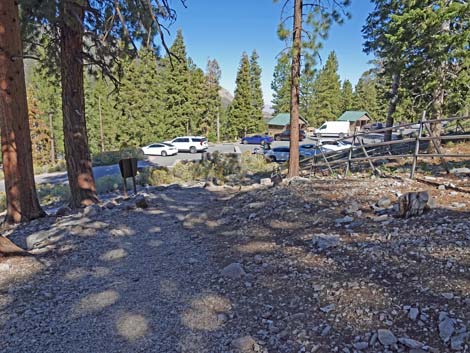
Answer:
[0,186,233,353]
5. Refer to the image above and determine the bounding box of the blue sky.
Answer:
[169,1,375,106]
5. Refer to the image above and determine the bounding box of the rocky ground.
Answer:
[0,172,470,353]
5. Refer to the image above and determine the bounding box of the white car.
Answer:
[319,140,353,152]
[141,142,178,156]
[166,136,208,153]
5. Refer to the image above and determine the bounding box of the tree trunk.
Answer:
[0,0,45,223]
[384,72,400,142]
[59,0,98,208]
[288,0,302,178]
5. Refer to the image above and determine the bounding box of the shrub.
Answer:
[92,148,145,167]
[37,183,71,205]
[0,192,5,213]
[240,151,271,173]
[95,175,124,194]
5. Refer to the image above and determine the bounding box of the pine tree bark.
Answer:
[59,0,98,208]
[384,72,400,142]
[0,0,45,223]
[288,0,302,178]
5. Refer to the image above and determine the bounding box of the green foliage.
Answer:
[95,176,124,194]
[353,70,384,121]
[91,148,145,167]
[250,50,265,128]
[37,184,71,205]
[271,53,291,115]
[341,80,354,113]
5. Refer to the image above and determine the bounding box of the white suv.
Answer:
[166,136,208,153]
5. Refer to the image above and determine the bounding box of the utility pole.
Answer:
[98,96,105,152]
[48,112,55,164]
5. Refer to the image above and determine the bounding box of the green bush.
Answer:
[0,192,6,213]
[95,175,124,194]
[37,183,71,205]
[92,148,145,167]
[240,151,271,173]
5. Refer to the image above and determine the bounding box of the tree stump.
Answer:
[398,191,430,218]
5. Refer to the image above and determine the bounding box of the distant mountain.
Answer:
[219,87,234,108]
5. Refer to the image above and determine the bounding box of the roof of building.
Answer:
[267,113,308,126]
[337,111,370,122]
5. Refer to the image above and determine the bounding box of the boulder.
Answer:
[134,195,148,209]
[398,191,431,218]
[221,263,246,279]
[231,336,258,352]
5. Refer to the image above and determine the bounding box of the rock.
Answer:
[221,262,246,279]
[353,342,368,350]
[320,304,335,313]
[398,337,423,349]
[231,336,258,352]
[254,255,263,264]
[271,174,282,187]
[377,329,397,346]
[135,195,148,209]
[312,234,340,250]
[104,201,116,209]
[438,184,446,190]
[373,214,389,222]
[346,201,360,214]
[335,216,354,224]
[439,316,455,343]
[55,206,71,217]
[377,197,392,208]
[408,307,419,321]
[451,332,469,350]
[83,204,100,217]
[450,167,470,175]
[260,178,273,186]
[320,324,331,336]
[398,191,431,218]
[442,292,454,299]
[25,229,63,250]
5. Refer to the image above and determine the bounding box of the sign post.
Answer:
[118,158,138,196]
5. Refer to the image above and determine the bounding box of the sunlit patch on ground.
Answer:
[73,290,119,316]
[100,249,128,261]
[116,313,149,341]
[181,294,231,331]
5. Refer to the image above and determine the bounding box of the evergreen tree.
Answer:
[228,53,256,138]
[271,53,291,114]
[341,80,354,113]
[27,88,51,166]
[161,30,193,137]
[353,71,381,120]
[205,59,223,141]
[249,50,265,131]
[309,52,342,125]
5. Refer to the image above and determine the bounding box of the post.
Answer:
[359,138,378,174]
[99,96,105,152]
[410,111,426,179]
[345,131,357,176]
[48,112,56,164]
[422,116,449,174]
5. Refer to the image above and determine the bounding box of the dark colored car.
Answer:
[274,130,306,141]
[241,134,274,145]
[363,122,384,132]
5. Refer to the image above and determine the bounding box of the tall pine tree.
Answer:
[249,50,265,131]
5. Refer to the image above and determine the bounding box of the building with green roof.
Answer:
[337,111,371,132]
[267,113,309,135]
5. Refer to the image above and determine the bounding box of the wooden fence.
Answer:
[301,114,470,178]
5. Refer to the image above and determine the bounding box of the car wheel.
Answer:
[190,146,197,154]
[161,150,167,157]
[260,140,266,146]
[269,156,276,162]
[275,136,281,141]
[242,139,248,144]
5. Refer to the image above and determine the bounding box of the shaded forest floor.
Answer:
[1,174,470,352]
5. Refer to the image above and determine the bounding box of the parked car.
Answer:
[273,130,306,141]
[299,144,331,157]
[264,146,309,162]
[362,122,384,132]
[315,121,350,138]
[319,140,352,151]
[165,136,208,153]
[241,134,274,145]
[141,142,178,156]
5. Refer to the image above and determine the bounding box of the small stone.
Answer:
[320,325,331,336]
[335,216,354,224]
[438,184,446,190]
[398,337,423,349]
[442,292,454,299]
[377,197,392,208]
[439,316,455,343]
[221,262,246,279]
[104,201,116,209]
[320,304,335,313]
[377,329,397,346]
[451,332,469,350]
[312,233,340,250]
[231,336,258,352]
[260,178,273,186]
[254,255,263,264]
[83,204,100,217]
[135,195,148,209]
[409,307,419,321]
[353,342,368,350]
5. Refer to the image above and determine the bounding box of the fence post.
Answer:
[344,131,357,177]
[410,111,426,179]
[359,138,378,174]
[422,117,450,174]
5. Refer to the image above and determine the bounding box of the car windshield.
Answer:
[162,143,174,147]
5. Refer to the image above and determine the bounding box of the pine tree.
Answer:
[271,53,291,114]
[205,59,223,141]
[0,0,44,223]
[341,80,354,113]
[353,71,381,120]
[161,30,193,137]
[249,50,265,131]
[227,53,256,138]
[309,52,342,125]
